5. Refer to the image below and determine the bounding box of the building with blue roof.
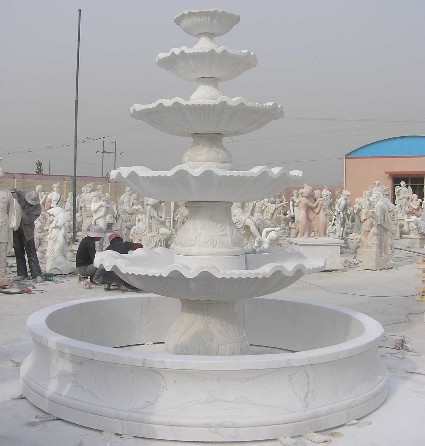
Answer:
[344,135,425,202]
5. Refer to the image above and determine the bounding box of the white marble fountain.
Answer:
[21,9,388,444]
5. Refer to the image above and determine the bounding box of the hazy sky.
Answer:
[2,0,424,185]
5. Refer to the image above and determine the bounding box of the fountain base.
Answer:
[21,294,388,443]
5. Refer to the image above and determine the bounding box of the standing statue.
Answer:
[79,183,94,234]
[311,190,328,237]
[370,192,393,256]
[117,187,137,241]
[45,207,75,274]
[0,160,20,278]
[321,186,333,221]
[295,185,316,238]
[35,185,48,209]
[394,181,412,216]
[289,190,299,217]
[44,183,64,211]
[333,190,350,239]
[91,188,111,231]
[64,192,73,213]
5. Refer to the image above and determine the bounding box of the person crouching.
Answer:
[75,224,105,283]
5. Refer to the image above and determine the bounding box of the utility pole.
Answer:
[97,140,122,175]
[101,139,105,177]
[72,9,82,243]
[111,141,117,170]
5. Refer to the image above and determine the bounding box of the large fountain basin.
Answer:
[130,97,283,137]
[110,165,302,202]
[21,294,388,442]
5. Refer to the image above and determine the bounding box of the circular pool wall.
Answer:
[21,294,388,442]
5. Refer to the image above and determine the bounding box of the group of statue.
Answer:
[10,177,424,274]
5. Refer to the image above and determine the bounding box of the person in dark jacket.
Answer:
[11,189,44,282]
[75,224,105,283]
[102,233,143,290]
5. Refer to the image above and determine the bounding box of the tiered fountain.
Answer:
[21,9,388,444]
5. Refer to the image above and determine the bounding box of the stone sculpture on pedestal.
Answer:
[357,190,394,270]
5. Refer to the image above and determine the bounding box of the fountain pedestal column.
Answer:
[166,299,249,355]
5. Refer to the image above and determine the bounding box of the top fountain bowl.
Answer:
[174,9,240,37]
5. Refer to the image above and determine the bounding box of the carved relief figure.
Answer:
[173,202,189,233]
[231,202,261,252]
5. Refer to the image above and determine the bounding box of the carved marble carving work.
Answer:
[45,207,74,274]
[0,159,20,277]
[44,183,64,211]
[78,183,94,235]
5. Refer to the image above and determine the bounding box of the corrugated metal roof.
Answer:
[346,135,425,157]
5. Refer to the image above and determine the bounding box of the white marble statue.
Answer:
[141,198,172,248]
[91,187,111,231]
[406,194,422,218]
[44,183,64,211]
[116,186,137,241]
[394,181,412,216]
[0,160,20,277]
[45,207,75,274]
[129,210,147,244]
[64,192,73,212]
[36,185,48,209]
[231,202,261,252]
[289,189,299,217]
[332,189,350,239]
[34,212,48,260]
[78,183,94,234]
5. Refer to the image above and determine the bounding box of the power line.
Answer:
[2,116,423,156]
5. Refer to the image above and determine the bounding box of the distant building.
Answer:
[344,135,425,202]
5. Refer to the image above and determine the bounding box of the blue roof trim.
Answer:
[346,135,425,157]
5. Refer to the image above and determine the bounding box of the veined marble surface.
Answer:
[21,294,388,442]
